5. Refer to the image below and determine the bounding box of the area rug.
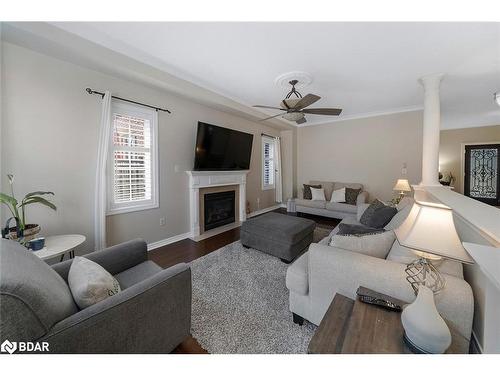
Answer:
[190,239,320,354]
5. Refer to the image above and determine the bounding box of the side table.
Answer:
[307,289,469,354]
[32,234,86,262]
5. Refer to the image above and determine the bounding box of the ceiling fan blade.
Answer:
[253,105,286,110]
[296,117,307,125]
[293,94,321,110]
[301,108,343,116]
[259,113,284,121]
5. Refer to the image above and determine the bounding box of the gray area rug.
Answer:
[190,240,318,354]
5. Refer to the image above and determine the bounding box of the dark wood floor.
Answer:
[148,208,340,353]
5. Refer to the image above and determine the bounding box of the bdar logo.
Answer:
[1,340,17,354]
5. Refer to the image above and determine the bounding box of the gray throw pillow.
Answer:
[345,188,361,205]
[366,206,398,229]
[359,199,386,226]
[303,184,322,200]
[337,223,385,236]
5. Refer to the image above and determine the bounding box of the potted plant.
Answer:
[0,174,57,241]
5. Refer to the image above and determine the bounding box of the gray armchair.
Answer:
[0,238,191,353]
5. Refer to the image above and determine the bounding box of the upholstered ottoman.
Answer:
[240,212,316,263]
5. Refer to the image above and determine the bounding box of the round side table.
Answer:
[33,234,86,262]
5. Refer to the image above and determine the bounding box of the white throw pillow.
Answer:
[68,256,121,309]
[310,187,326,201]
[329,231,396,259]
[330,187,346,203]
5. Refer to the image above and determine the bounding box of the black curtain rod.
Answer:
[86,88,171,113]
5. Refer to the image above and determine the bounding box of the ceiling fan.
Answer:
[253,80,342,125]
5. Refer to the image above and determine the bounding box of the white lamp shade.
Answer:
[395,201,474,264]
[393,179,412,192]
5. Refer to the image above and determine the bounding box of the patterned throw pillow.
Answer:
[68,257,121,309]
[345,188,361,205]
[359,199,386,226]
[303,184,322,200]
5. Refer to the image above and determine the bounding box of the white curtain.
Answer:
[94,91,112,251]
[274,136,283,203]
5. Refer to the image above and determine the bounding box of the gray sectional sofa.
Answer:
[285,197,474,345]
[294,180,368,219]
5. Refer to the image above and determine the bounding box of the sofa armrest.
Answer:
[357,191,368,205]
[52,239,148,282]
[307,243,474,340]
[41,263,191,353]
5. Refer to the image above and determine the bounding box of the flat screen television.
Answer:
[194,122,253,171]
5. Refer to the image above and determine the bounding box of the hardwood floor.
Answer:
[148,208,340,354]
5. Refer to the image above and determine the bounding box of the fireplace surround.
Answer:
[186,170,249,238]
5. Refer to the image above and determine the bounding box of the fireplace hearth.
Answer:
[204,190,236,231]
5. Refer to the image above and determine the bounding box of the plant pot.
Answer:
[8,224,41,241]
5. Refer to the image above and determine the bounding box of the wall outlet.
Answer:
[159,217,166,226]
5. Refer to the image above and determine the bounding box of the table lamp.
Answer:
[394,190,474,353]
[393,179,412,204]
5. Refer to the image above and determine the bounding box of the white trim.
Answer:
[471,330,484,354]
[107,100,160,216]
[186,170,249,238]
[262,136,276,190]
[296,105,423,127]
[247,204,281,218]
[147,231,192,251]
[459,141,500,195]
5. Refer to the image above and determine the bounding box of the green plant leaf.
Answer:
[0,192,18,206]
[24,191,55,199]
[20,196,57,211]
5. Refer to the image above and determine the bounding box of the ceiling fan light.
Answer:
[283,112,305,122]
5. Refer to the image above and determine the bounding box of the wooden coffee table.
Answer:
[308,289,469,354]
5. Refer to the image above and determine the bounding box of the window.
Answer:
[107,101,159,215]
[262,137,275,190]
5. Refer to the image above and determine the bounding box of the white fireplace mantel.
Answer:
[186,170,249,238]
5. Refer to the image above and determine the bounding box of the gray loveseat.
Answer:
[294,180,368,219]
[0,238,191,353]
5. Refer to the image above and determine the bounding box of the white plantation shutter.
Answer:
[107,101,158,214]
[262,137,275,190]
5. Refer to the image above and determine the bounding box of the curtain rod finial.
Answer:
[86,88,93,94]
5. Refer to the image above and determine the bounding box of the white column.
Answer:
[419,73,444,187]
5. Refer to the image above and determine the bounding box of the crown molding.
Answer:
[297,105,424,127]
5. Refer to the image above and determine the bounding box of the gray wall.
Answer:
[1,42,284,252]
[297,111,424,201]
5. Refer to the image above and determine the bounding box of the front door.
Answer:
[464,144,500,206]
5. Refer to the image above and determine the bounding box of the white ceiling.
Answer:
[24,23,500,128]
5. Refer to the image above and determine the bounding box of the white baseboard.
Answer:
[147,231,192,251]
[147,204,281,250]
[279,203,287,208]
[247,204,281,218]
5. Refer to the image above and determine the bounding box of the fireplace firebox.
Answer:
[204,190,236,231]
